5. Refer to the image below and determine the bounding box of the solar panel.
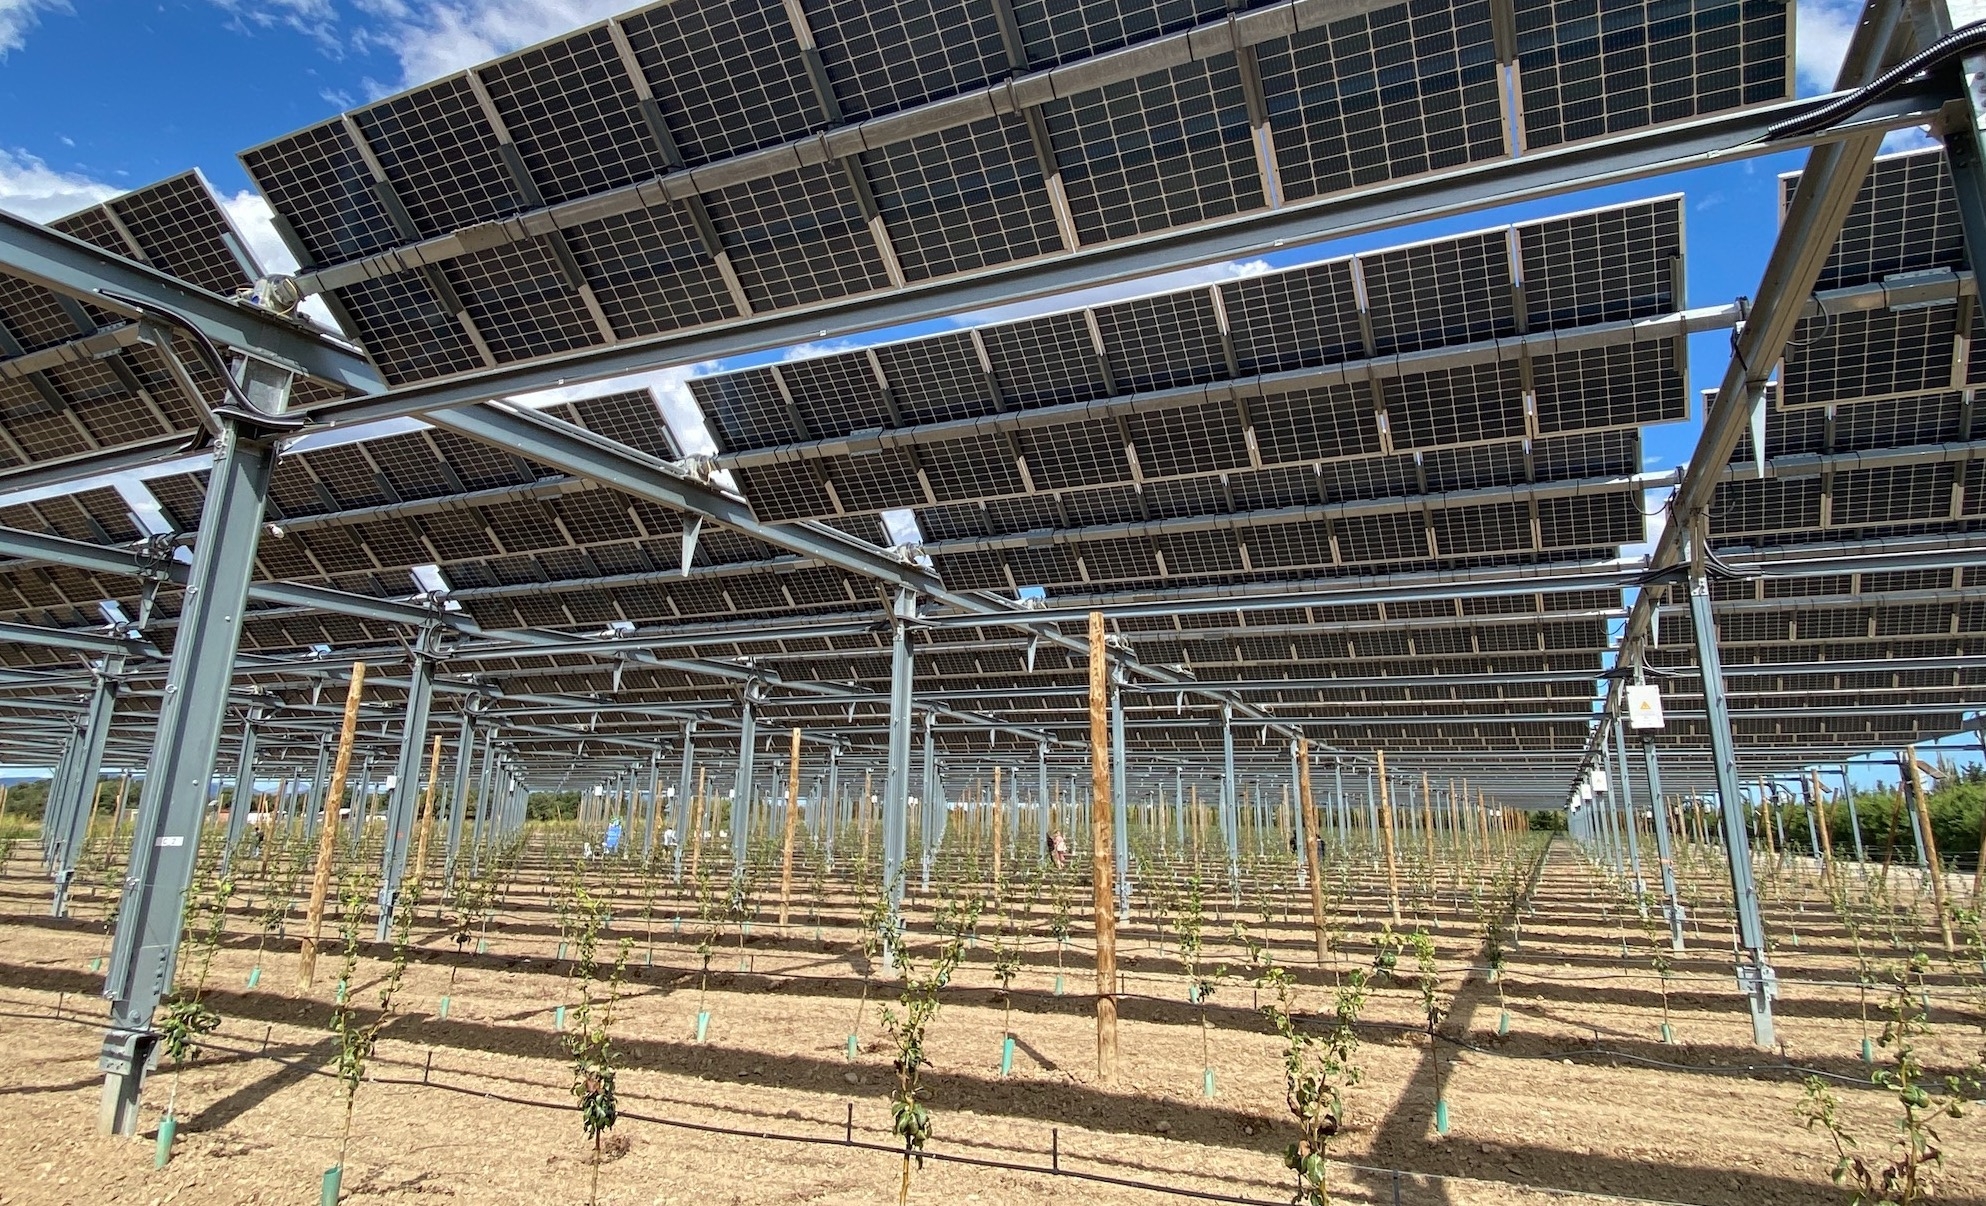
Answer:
[1639,147,1986,756]
[697,198,1684,545]
[0,172,279,469]
[245,0,1783,387]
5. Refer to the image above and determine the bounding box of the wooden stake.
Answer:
[1087,611,1118,1085]
[1376,750,1401,925]
[298,663,365,988]
[860,768,874,861]
[992,765,1004,885]
[410,733,444,889]
[1809,770,1835,871]
[780,727,802,928]
[1297,738,1328,964]
[689,766,707,881]
[1420,771,1436,871]
[1903,747,1955,952]
[105,772,132,851]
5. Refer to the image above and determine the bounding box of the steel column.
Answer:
[1109,671,1129,919]
[732,689,757,878]
[883,594,915,911]
[49,655,121,918]
[220,717,259,871]
[1613,717,1647,906]
[442,713,475,891]
[1641,738,1685,951]
[376,627,442,936]
[1688,565,1775,1047]
[97,367,287,1137]
[673,719,696,882]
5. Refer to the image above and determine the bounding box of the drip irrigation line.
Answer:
[172,1025,1736,1206]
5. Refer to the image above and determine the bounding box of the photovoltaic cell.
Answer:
[861,117,1064,281]
[1008,0,1231,69]
[704,163,891,310]
[1361,229,1513,353]
[621,0,820,165]
[354,78,522,238]
[1220,260,1365,373]
[563,206,737,337]
[1514,0,1788,150]
[1256,0,1503,202]
[805,0,1009,120]
[1519,198,1679,327]
[1093,290,1225,391]
[1041,56,1263,244]
[480,27,666,206]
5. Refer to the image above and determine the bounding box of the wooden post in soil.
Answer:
[105,772,132,849]
[860,769,874,862]
[410,733,444,890]
[298,663,366,988]
[1297,738,1328,964]
[1902,747,1955,953]
[1190,783,1202,862]
[688,766,707,881]
[1376,750,1402,925]
[1808,770,1835,872]
[992,765,1004,886]
[1419,771,1436,869]
[1087,611,1118,1085]
[779,727,802,928]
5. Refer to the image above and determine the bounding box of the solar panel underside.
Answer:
[694,197,1683,594]
[0,171,354,470]
[1647,149,1986,753]
[242,0,1787,386]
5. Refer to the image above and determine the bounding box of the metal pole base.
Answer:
[98,1029,157,1136]
[1738,957,1777,1050]
[51,870,73,919]
[374,885,398,942]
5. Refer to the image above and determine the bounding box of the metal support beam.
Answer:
[883,591,916,914]
[1689,563,1774,1048]
[1109,669,1130,921]
[50,655,121,917]
[1219,703,1240,901]
[1642,737,1685,952]
[732,686,758,879]
[1612,716,1647,908]
[442,711,475,892]
[0,207,382,396]
[97,360,287,1136]
[376,626,441,937]
[673,719,695,882]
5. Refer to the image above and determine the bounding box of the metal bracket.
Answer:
[1735,961,1780,1001]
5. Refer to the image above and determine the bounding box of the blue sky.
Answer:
[0,0,1976,779]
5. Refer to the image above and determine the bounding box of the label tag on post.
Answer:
[1627,683,1665,729]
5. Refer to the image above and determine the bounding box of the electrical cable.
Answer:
[1764,20,1986,143]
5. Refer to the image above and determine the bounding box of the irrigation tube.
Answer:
[2,993,1933,1204]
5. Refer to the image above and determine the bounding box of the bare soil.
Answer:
[1,833,1982,1206]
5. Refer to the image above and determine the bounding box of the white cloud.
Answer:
[1795,0,1858,96]
[349,0,628,92]
[0,147,121,222]
[215,187,343,329]
[209,0,342,49]
[0,0,67,55]
[948,258,1272,329]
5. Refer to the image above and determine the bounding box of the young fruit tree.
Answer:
[881,897,978,1205]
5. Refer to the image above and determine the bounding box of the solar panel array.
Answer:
[0,171,364,472]
[0,191,1697,765]
[0,173,261,468]
[1644,148,1986,756]
[240,0,1787,387]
